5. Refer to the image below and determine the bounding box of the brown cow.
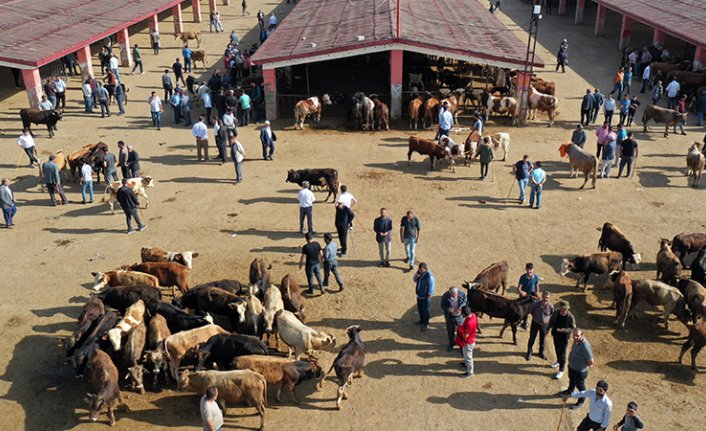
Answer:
[191,50,208,69]
[609,270,633,329]
[666,70,706,89]
[559,142,598,189]
[656,238,682,282]
[675,278,706,323]
[249,258,271,296]
[484,92,519,123]
[530,77,557,96]
[123,321,147,394]
[678,322,706,370]
[164,324,229,381]
[91,270,159,291]
[63,296,105,355]
[84,347,126,427]
[125,262,190,295]
[407,136,448,170]
[528,85,558,127]
[233,355,323,403]
[408,94,427,130]
[439,89,465,123]
[370,95,390,131]
[422,96,440,129]
[140,247,199,269]
[670,232,706,264]
[175,30,201,47]
[144,314,171,388]
[559,252,623,291]
[319,325,366,410]
[464,261,509,295]
[280,274,305,321]
[642,105,686,138]
[294,95,331,130]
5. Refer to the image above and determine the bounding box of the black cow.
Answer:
[196,333,268,371]
[671,232,706,264]
[145,299,212,333]
[63,296,105,355]
[598,222,642,269]
[175,286,246,329]
[286,168,340,202]
[67,311,119,375]
[559,252,623,291]
[20,108,63,138]
[462,285,533,345]
[94,285,161,314]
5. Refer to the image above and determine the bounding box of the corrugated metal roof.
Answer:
[593,0,706,48]
[251,0,544,69]
[0,0,184,69]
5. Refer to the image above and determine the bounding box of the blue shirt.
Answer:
[323,241,338,262]
[415,270,435,299]
[616,129,627,145]
[518,273,539,295]
[438,110,453,130]
[182,47,192,59]
[603,139,616,161]
[619,99,630,113]
[623,71,632,83]
[530,167,546,184]
[514,160,531,180]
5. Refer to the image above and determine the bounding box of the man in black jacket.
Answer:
[580,89,594,126]
[334,201,354,257]
[116,179,147,234]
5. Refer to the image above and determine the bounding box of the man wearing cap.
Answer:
[455,306,478,378]
[413,262,435,331]
[581,89,595,126]
[526,291,554,361]
[571,124,587,148]
[562,380,613,430]
[259,120,276,160]
[298,181,316,235]
[549,300,576,379]
[563,328,594,409]
[441,287,467,350]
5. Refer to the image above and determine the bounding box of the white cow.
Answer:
[275,309,336,359]
[107,300,146,351]
[101,176,155,214]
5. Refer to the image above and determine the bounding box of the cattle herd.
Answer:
[62,248,366,427]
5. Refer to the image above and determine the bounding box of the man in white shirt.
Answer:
[268,13,278,29]
[665,78,680,109]
[222,109,236,132]
[109,55,121,82]
[53,76,67,109]
[80,162,94,204]
[200,387,224,431]
[562,380,613,431]
[17,129,39,167]
[336,184,357,208]
[38,95,53,111]
[298,181,316,234]
[148,91,163,130]
[639,64,650,94]
[82,79,94,113]
[192,116,210,161]
[0,178,17,228]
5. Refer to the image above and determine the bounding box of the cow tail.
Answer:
[100,185,110,203]
[261,374,268,408]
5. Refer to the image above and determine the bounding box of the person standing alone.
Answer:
[529,161,546,209]
[259,120,276,160]
[334,201,354,257]
[455,306,478,378]
[298,181,315,235]
[0,178,17,228]
[230,130,245,183]
[17,129,39,167]
[413,262,435,331]
[373,207,393,267]
[400,210,421,270]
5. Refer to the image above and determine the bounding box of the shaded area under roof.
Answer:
[0,0,183,69]
[251,0,544,69]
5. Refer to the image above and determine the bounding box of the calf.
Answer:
[464,261,509,295]
[140,247,199,270]
[68,312,119,375]
[598,222,642,269]
[144,314,171,388]
[678,322,706,371]
[656,238,682,283]
[234,355,322,403]
[20,108,63,138]
[63,296,104,355]
[262,284,284,346]
[370,95,390,130]
[163,324,229,380]
[245,293,264,338]
[125,262,189,295]
[123,321,147,394]
[84,347,126,427]
[609,271,633,329]
[91,270,159,291]
[407,136,448,170]
[320,325,365,410]
[280,274,305,321]
[631,279,691,330]
[191,50,208,69]
[286,169,340,202]
[145,299,213,333]
[461,285,533,345]
[101,176,154,214]
[108,299,146,351]
[94,285,161,313]
[559,252,623,291]
[275,310,336,359]
[642,105,687,138]
[671,232,706,265]
[175,30,201,47]
[675,278,706,323]
[197,333,268,371]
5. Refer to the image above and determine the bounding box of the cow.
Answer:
[196,333,268,371]
[609,271,633,329]
[123,321,147,394]
[598,222,642,269]
[163,324,229,380]
[144,314,171,388]
[68,311,119,375]
[422,95,440,129]
[233,355,323,403]
[370,95,390,130]
[630,279,691,330]
[101,176,155,214]
[107,299,146,351]
[439,89,465,123]
[464,261,509,295]
[140,247,199,270]
[68,142,108,182]
[686,142,705,187]
[489,132,511,162]
[63,296,104,356]
[558,142,598,189]
[675,278,706,323]
[84,347,126,427]
[678,322,706,371]
[319,325,365,410]
[191,279,244,295]
[642,105,687,138]
[178,286,246,328]
[483,92,519,123]
[178,370,266,431]
[408,94,428,130]
[91,270,159,291]
[650,61,689,86]
[245,293,264,338]
[353,92,375,130]
[20,108,63,138]
[670,232,706,264]
[528,85,558,127]
[175,30,201,47]
[286,169,339,202]
[407,136,448,170]
[125,262,190,295]
[293,94,332,130]
[461,285,533,345]
[191,50,208,69]
[463,131,481,166]
[559,252,623,291]
[656,239,683,283]
[275,310,336,360]
[94,285,161,314]
[530,77,557,96]
[145,299,213,333]
[280,274,305,321]
[666,70,706,89]
[262,284,284,346]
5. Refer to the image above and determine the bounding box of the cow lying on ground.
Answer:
[464,261,509,295]
[671,232,706,265]
[559,252,623,291]
[196,333,268,371]
[678,322,706,371]
[85,347,127,427]
[598,222,641,269]
[102,177,155,214]
[91,270,159,291]
[408,136,448,170]
[642,105,687,138]
[286,169,340,202]
[631,279,691,330]
[175,30,201,47]
[320,325,366,410]
[609,271,633,329]
[125,262,190,295]
[461,285,533,345]
[656,238,682,283]
[234,355,323,403]
[20,108,63,138]
[140,247,199,269]
[164,324,229,380]
[275,310,336,359]
[94,285,161,313]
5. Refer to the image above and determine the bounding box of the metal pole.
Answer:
[305,65,311,96]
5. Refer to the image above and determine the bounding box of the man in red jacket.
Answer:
[455,306,479,378]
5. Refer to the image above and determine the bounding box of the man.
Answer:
[595,122,610,159]
[251,82,263,123]
[600,128,616,179]
[334,201,354,257]
[53,76,67,109]
[117,141,129,179]
[259,120,276,160]
[242,0,249,16]
[472,113,484,135]
[131,44,143,75]
[230,130,245,183]
[517,262,540,298]
[38,94,53,111]
[613,401,644,431]
[562,328,594,409]
[0,178,17,229]
[413,262,435,331]
[639,64,650,94]
[336,185,357,209]
[441,287,467,350]
[373,207,393,267]
[44,78,57,108]
[526,291,554,361]
[609,67,623,96]
[114,82,126,115]
[17,129,39,167]
[200,387,223,431]
[665,77,680,109]
[172,58,185,86]
[298,181,316,235]
[622,67,633,96]
[562,380,613,430]
[591,88,604,124]
[82,79,94,113]
[230,30,240,46]
[696,87,706,126]
[223,108,237,133]
[101,147,119,186]
[170,89,182,125]
[95,83,110,118]
[299,232,324,294]
[512,154,533,204]
[478,136,494,180]
[626,95,640,127]
[616,132,638,178]
[571,124,587,148]
[529,161,545,209]
[148,91,163,130]
[437,102,453,139]
[239,91,252,126]
[257,10,265,30]
[162,69,174,101]
[150,29,161,55]
[268,13,278,30]
[618,94,630,127]
[580,89,594,126]
[674,94,688,135]
[202,89,213,125]
[108,54,121,82]
[455,306,478,378]
[192,116,210,161]
[322,233,344,291]
[549,300,576,379]
[400,210,421,270]
[42,155,68,206]
[181,90,192,126]
[127,145,141,178]
[182,45,192,73]
[651,80,663,105]
[80,161,94,204]
[603,95,616,127]
[116,178,146,234]
[556,44,568,73]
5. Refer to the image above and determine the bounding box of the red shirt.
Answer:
[455,313,478,347]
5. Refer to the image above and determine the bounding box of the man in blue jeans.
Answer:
[529,161,546,209]
[299,232,325,295]
[513,154,533,204]
[413,262,435,331]
[400,210,421,270]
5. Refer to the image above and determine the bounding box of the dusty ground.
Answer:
[0,1,704,430]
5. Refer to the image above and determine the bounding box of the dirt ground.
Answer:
[0,1,705,430]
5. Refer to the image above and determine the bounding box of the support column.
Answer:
[148,14,159,33]
[694,46,706,72]
[209,0,217,14]
[653,28,666,47]
[574,0,585,24]
[192,0,202,23]
[76,45,94,80]
[594,4,607,36]
[173,3,183,34]
[558,0,567,15]
[514,70,532,126]
[619,15,632,50]
[117,28,133,68]
[22,68,43,109]
[389,50,403,120]
[263,68,277,121]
